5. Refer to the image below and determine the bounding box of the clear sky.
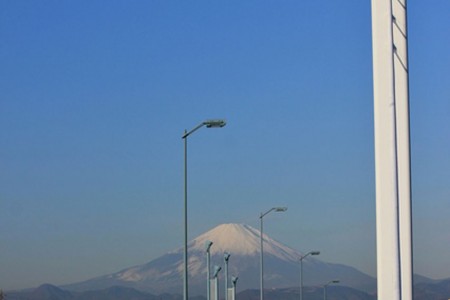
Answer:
[1,0,449,291]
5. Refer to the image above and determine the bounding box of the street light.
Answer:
[299,251,320,300]
[230,276,239,300]
[260,207,287,300]
[212,265,222,300]
[205,241,213,300]
[224,252,231,300]
[182,119,226,300]
[213,265,222,277]
[323,280,339,300]
[232,276,238,288]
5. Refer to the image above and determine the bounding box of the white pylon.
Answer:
[371,0,413,299]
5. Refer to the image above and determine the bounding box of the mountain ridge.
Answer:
[62,223,377,295]
[9,280,450,300]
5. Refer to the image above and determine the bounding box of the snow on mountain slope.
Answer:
[63,223,376,295]
[111,223,299,282]
[183,223,300,261]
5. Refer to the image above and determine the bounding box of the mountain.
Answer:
[414,277,450,300]
[5,284,377,300]
[238,286,375,300]
[3,284,376,300]
[7,279,450,300]
[7,284,74,300]
[6,285,160,300]
[63,223,376,296]
[75,286,156,300]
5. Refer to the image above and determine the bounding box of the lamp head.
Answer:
[204,119,226,128]
[205,240,213,252]
[224,252,230,262]
[213,265,222,278]
[324,280,340,287]
[274,207,288,212]
[231,276,238,285]
[311,251,320,256]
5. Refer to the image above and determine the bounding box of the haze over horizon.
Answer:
[1,1,449,291]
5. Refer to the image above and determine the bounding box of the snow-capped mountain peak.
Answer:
[64,223,376,296]
[187,223,300,261]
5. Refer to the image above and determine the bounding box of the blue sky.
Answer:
[1,1,449,291]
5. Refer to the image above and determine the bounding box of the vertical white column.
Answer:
[227,287,235,300]
[210,279,217,300]
[392,0,413,299]
[371,0,401,299]
[372,0,413,299]
[214,277,219,300]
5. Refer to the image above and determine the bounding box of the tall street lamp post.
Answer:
[212,265,222,300]
[224,252,230,300]
[259,207,287,300]
[231,276,238,300]
[323,280,339,300]
[205,241,213,300]
[182,119,226,300]
[299,251,320,300]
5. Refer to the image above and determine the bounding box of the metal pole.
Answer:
[183,130,188,300]
[182,120,226,300]
[299,252,320,300]
[260,213,264,300]
[231,277,238,300]
[212,266,221,300]
[207,247,211,300]
[214,276,219,300]
[322,280,339,300]
[225,262,228,300]
[300,258,303,300]
[258,207,286,300]
[224,253,230,300]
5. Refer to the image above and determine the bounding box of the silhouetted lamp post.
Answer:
[212,265,222,300]
[182,119,226,300]
[323,280,339,300]
[259,207,287,300]
[205,240,213,300]
[299,251,320,300]
[224,252,231,300]
[231,276,238,300]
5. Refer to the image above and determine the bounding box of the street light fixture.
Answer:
[259,207,287,300]
[323,280,340,300]
[182,119,226,300]
[182,120,227,139]
[213,265,222,278]
[299,251,320,300]
[224,252,231,300]
[232,276,238,287]
[205,241,213,300]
